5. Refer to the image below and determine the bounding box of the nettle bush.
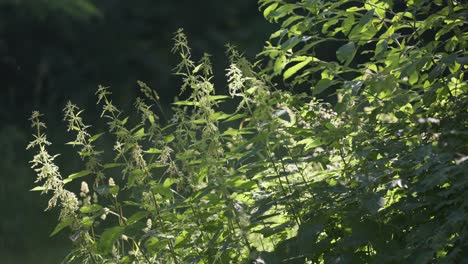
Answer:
[28,0,467,263]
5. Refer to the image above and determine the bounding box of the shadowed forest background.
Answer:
[0,1,273,262]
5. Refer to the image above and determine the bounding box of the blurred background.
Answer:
[0,0,273,262]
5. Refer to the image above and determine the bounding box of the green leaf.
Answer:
[89,132,105,143]
[63,170,92,184]
[163,178,178,188]
[336,42,356,65]
[223,113,247,122]
[172,100,200,106]
[103,163,125,169]
[283,58,312,80]
[98,226,125,254]
[263,3,278,19]
[208,95,230,101]
[50,218,72,237]
[165,134,175,143]
[322,17,340,34]
[145,148,162,154]
[80,204,103,214]
[30,186,45,192]
[81,216,94,227]
[133,127,145,139]
[274,55,287,75]
[359,8,375,26]
[126,211,148,226]
[297,138,322,150]
[314,79,335,95]
[456,56,468,65]
[151,183,173,198]
[65,141,83,146]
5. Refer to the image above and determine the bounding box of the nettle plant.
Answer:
[28,0,467,263]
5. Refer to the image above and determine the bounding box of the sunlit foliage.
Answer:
[28,0,467,263]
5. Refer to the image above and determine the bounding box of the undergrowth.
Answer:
[28,0,467,263]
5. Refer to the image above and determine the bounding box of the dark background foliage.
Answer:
[0,1,273,262]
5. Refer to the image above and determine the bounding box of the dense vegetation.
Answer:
[28,0,467,263]
[1,1,266,262]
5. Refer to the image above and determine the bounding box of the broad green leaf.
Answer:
[283,58,312,80]
[313,79,335,95]
[98,226,125,254]
[63,170,92,184]
[223,113,246,122]
[165,134,175,143]
[133,127,145,139]
[80,204,103,214]
[282,15,303,28]
[274,55,287,75]
[297,138,322,150]
[359,8,375,26]
[342,14,355,35]
[263,3,278,19]
[222,129,254,136]
[456,56,468,65]
[270,4,297,22]
[126,211,148,225]
[336,42,356,65]
[128,169,144,187]
[151,183,173,198]
[50,218,72,237]
[322,17,340,34]
[163,177,178,188]
[280,36,301,51]
[81,216,94,227]
[210,112,232,121]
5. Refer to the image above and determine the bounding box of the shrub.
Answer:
[28,0,467,263]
